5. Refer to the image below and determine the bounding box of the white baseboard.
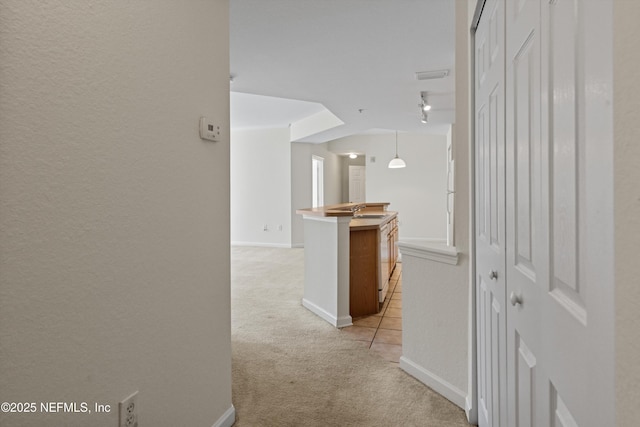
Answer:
[211,405,235,427]
[399,237,447,244]
[336,315,353,328]
[302,298,352,328]
[465,395,478,425]
[231,241,292,248]
[399,356,467,409]
[291,243,304,248]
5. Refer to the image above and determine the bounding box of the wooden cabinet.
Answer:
[349,228,379,318]
[387,217,399,277]
[349,215,399,318]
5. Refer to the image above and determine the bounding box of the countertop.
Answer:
[296,202,396,231]
[296,202,390,217]
[349,211,397,231]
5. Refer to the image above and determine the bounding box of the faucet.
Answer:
[351,204,365,216]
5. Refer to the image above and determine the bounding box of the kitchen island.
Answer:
[296,202,398,327]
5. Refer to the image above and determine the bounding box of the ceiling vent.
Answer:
[415,69,449,80]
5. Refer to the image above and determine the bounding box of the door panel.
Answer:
[515,334,536,427]
[475,1,506,425]
[505,0,546,425]
[548,0,585,322]
[550,384,579,427]
[348,165,366,203]
[540,0,615,425]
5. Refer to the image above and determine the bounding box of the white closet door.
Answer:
[474,0,507,425]
[505,0,546,424]
[504,0,615,426]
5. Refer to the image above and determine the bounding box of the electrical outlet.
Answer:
[263,224,268,231]
[119,391,138,427]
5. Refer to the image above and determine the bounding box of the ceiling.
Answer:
[230,0,455,143]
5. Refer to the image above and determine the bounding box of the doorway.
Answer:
[348,165,366,203]
[312,155,324,208]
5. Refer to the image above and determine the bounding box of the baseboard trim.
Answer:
[336,315,353,328]
[211,405,235,427]
[301,298,352,328]
[291,243,304,248]
[465,395,478,425]
[399,356,466,409]
[231,241,291,248]
[397,240,459,265]
[399,237,448,244]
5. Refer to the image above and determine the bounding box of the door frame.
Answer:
[467,0,487,424]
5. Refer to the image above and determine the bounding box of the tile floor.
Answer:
[341,262,403,364]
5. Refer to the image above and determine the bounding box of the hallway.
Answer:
[230,246,470,426]
[341,263,403,363]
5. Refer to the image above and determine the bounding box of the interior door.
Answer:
[349,165,366,203]
[474,0,507,425]
[504,0,615,426]
[504,0,546,424]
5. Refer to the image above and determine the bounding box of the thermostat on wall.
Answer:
[199,117,220,142]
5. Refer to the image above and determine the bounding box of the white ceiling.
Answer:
[230,0,455,143]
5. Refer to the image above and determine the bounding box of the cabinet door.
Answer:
[349,229,379,317]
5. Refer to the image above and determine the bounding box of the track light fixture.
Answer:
[419,91,430,123]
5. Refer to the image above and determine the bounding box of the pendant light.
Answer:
[388,131,406,169]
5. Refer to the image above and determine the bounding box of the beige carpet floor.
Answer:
[231,246,471,427]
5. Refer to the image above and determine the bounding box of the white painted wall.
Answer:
[291,142,343,247]
[400,252,469,406]
[231,133,341,248]
[399,1,475,418]
[614,0,640,424]
[291,143,310,247]
[231,128,292,247]
[329,133,448,241]
[0,1,233,427]
[300,216,352,328]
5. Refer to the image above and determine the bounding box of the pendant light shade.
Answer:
[388,131,406,169]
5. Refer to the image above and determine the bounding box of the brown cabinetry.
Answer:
[349,214,399,318]
[349,228,379,318]
[387,217,399,277]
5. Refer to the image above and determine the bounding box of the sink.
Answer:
[354,214,387,219]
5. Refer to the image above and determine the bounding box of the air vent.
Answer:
[415,69,449,80]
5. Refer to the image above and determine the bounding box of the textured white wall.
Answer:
[0,1,233,426]
[401,254,469,400]
[231,128,292,247]
[614,0,640,425]
[329,133,448,241]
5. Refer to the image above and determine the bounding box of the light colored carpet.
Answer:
[231,246,470,427]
